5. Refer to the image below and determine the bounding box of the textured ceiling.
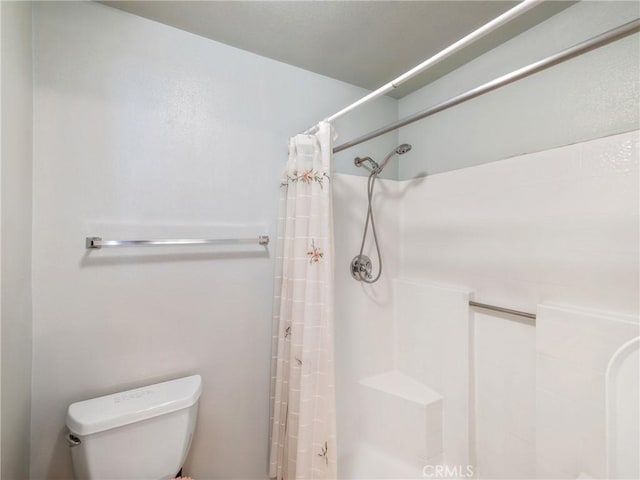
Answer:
[101,1,574,98]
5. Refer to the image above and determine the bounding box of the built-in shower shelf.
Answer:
[359,371,442,406]
[358,371,443,466]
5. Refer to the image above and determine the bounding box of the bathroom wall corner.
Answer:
[1,1,34,479]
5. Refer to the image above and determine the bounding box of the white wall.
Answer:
[26,2,640,479]
[30,2,396,479]
[398,1,639,178]
[1,1,33,479]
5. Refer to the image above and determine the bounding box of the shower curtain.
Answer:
[270,122,337,479]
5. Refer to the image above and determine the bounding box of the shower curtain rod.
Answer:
[309,0,542,131]
[302,0,541,134]
[332,18,640,154]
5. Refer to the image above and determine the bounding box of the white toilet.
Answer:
[66,374,202,480]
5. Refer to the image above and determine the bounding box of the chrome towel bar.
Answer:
[469,300,536,321]
[86,235,270,249]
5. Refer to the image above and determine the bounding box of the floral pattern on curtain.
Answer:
[270,122,337,479]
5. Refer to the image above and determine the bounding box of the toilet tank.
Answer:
[66,375,202,480]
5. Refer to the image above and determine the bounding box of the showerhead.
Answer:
[395,143,412,155]
[353,144,412,174]
[378,143,412,173]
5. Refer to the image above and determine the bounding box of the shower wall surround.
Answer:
[399,130,639,316]
[536,305,639,479]
[30,2,395,478]
[336,131,640,478]
[474,310,535,478]
[400,130,639,478]
[332,175,402,476]
[333,129,639,478]
[393,280,471,469]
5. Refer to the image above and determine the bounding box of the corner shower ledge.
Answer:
[359,371,442,405]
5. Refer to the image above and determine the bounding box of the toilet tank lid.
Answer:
[66,374,202,436]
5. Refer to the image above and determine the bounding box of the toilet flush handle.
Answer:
[66,433,81,447]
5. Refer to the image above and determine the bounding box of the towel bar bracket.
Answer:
[86,237,102,249]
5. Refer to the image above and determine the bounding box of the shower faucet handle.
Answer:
[350,255,373,281]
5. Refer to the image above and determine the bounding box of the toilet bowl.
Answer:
[66,374,202,480]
